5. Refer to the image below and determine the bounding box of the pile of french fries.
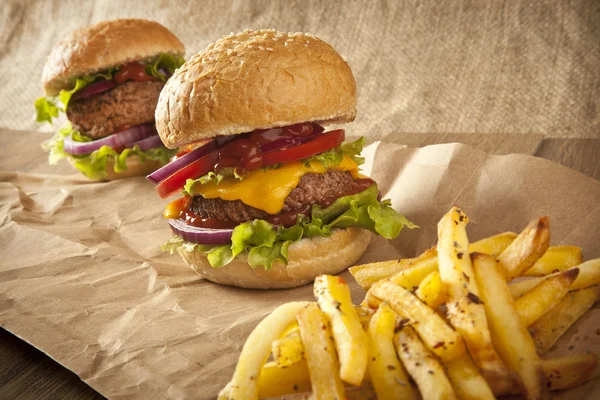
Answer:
[219,207,599,399]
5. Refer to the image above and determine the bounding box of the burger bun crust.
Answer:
[156,29,357,149]
[42,18,185,96]
[178,227,371,289]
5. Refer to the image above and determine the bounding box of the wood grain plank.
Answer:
[535,139,600,181]
[0,329,103,400]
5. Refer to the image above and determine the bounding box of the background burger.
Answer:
[34,19,185,180]
[152,29,416,289]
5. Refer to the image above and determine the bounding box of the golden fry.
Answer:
[445,354,495,400]
[219,301,310,400]
[314,275,368,386]
[297,303,345,399]
[258,361,311,397]
[523,246,583,276]
[371,280,465,362]
[529,286,600,353]
[469,231,517,256]
[349,247,437,290]
[515,268,579,327]
[271,331,304,367]
[497,216,550,280]
[437,207,510,386]
[415,270,447,309]
[509,258,600,299]
[363,257,438,309]
[395,325,456,400]
[472,253,549,400]
[367,303,416,400]
[496,354,598,395]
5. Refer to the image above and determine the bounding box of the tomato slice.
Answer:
[156,151,218,199]
[262,129,345,166]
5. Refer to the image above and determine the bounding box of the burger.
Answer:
[34,19,185,180]
[152,29,416,289]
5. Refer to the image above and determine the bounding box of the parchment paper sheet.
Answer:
[1,133,599,399]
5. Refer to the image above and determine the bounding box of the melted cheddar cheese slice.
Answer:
[189,156,360,214]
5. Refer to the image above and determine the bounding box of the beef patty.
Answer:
[67,81,164,139]
[189,169,371,224]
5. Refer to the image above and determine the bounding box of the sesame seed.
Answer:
[287,38,294,42]
[284,42,289,46]
[266,47,273,51]
[247,45,254,48]
[304,44,308,47]
[226,49,234,55]
[272,37,278,41]
[258,45,265,50]
[305,40,310,44]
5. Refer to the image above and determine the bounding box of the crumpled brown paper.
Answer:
[1,131,599,399]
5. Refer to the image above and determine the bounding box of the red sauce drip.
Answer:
[181,211,238,229]
[210,122,321,173]
[264,204,312,227]
[114,62,158,84]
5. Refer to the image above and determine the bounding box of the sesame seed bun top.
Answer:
[155,29,357,149]
[42,19,185,96]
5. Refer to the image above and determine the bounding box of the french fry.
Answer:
[296,303,345,399]
[529,286,600,353]
[509,258,600,299]
[271,305,373,368]
[371,280,465,362]
[362,257,438,309]
[394,325,456,400]
[314,275,368,386]
[497,216,550,280]
[496,354,598,395]
[541,354,597,392]
[349,247,437,290]
[437,207,510,387]
[445,354,496,400]
[218,301,310,400]
[523,246,583,276]
[272,331,304,367]
[415,270,446,309]
[367,303,416,400]
[472,252,549,400]
[515,268,579,326]
[469,231,518,256]
[258,361,311,397]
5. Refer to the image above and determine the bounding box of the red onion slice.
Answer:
[168,218,233,245]
[126,134,164,151]
[71,80,117,101]
[146,141,217,184]
[260,129,327,153]
[63,124,156,155]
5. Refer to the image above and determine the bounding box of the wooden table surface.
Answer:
[1,133,599,400]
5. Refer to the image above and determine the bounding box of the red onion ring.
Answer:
[63,124,156,155]
[168,218,233,245]
[260,129,329,153]
[126,134,164,151]
[146,141,217,184]
[71,80,117,102]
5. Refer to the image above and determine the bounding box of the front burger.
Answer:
[35,19,185,180]
[151,29,416,289]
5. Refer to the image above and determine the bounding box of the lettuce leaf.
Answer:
[163,183,418,270]
[34,97,60,124]
[145,53,185,82]
[41,124,176,180]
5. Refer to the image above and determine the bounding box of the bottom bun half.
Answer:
[178,227,372,289]
[69,156,163,181]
